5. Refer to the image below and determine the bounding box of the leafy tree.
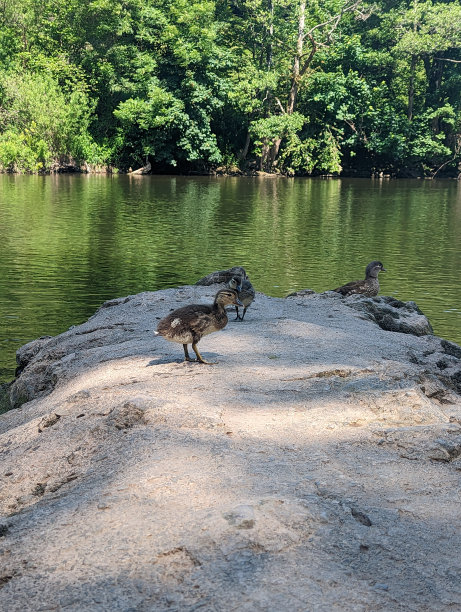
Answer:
[0,70,100,171]
[0,0,459,175]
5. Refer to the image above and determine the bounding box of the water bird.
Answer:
[195,266,247,286]
[332,261,386,297]
[155,289,243,364]
[232,277,255,321]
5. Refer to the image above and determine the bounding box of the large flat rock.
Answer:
[1,287,461,611]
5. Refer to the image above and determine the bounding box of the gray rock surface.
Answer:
[324,292,434,336]
[1,286,461,611]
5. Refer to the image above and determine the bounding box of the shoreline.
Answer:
[1,165,460,180]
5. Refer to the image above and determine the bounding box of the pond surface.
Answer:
[1,174,460,382]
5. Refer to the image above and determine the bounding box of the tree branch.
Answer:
[299,34,317,77]
[431,156,456,178]
[274,97,286,114]
[434,57,461,63]
[303,1,363,41]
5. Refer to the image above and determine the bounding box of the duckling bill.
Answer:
[155,289,243,364]
[332,261,386,297]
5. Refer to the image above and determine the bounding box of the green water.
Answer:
[0,174,460,382]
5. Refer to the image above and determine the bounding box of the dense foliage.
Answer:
[0,0,460,176]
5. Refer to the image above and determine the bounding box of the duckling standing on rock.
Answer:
[233,277,255,321]
[332,261,386,297]
[155,289,243,364]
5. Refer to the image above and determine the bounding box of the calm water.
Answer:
[0,174,460,382]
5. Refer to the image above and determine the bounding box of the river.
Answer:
[0,174,460,382]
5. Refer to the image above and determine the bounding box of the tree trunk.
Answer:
[239,130,251,161]
[266,0,274,70]
[270,139,282,167]
[423,56,445,132]
[408,55,416,121]
[287,1,306,115]
[257,0,275,171]
[260,140,270,171]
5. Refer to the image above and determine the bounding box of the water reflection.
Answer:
[0,174,460,382]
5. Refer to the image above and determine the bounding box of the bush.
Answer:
[0,70,105,172]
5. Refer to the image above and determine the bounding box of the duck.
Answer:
[155,288,243,364]
[332,261,386,297]
[232,276,255,321]
[195,266,247,286]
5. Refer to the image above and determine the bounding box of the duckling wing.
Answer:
[190,308,228,337]
[333,279,377,296]
[333,280,360,295]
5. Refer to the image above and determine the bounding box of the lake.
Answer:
[0,174,460,382]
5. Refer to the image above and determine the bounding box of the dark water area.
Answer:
[0,174,460,382]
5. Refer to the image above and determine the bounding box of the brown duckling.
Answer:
[332,261,386,297]
[195,266,247,286]
[230,276,255,321]
[155,289,243,364]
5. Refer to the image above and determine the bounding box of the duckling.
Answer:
[155,288,243,364]
[234,277,255,321]
[332,261,386,297]
[195,266,247,286]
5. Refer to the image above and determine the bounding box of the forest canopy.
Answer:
[0,0,460,176]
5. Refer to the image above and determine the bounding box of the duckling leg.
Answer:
[192,342,216,365]
[183,344,195,362]
[235,305,248,321]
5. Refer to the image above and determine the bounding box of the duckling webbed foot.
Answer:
[183,344,196,362]
[192,342,217,365]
